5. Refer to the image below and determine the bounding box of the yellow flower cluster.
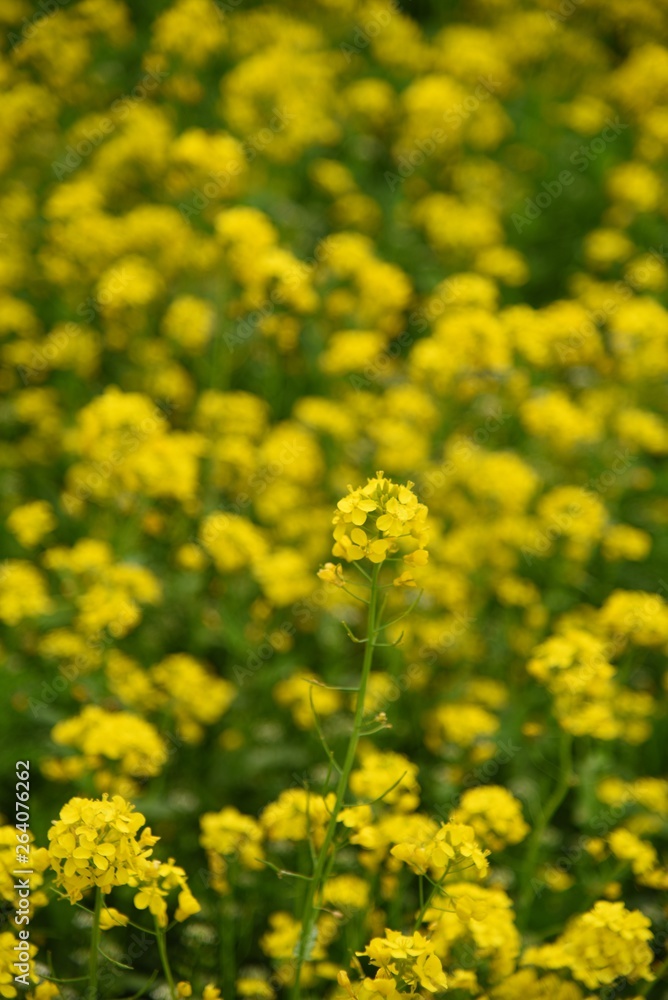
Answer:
[350,750,420,814]
[44,539,162,638]
[48,794,157,901]
[488,969,587,1000]
[522,900,654,989]
[65,386,204,505]
[135,858,201,927]
[2,0,668,992]
[597,775,668,816]
[526,626,655,742]
[0,930,55,1000]
[450,786,529,851]
[273,672,343,730]
[103,650,235,742]
[7,501,56,548]
[200,806,264,892]
[260,910,338,984]
[47,794,199,927]
[391,822,489,878]
[0,827,49,913]
[321,874,370,913]
[427,882,521,982]
[340,929,448,998]
[149,654,236,743]
[0,561,53,625]
[45,705,168,793]
[325,473,428,584]
[260,789,336,849]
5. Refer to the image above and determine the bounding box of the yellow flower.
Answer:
[7,501,56,547]
[522,901,654,989]
[200,806,265,893]
[236,978,275,1000]
[450,786,530,851]
[331,474,428,572]
[134,885,162,915]
[356,929,448,994]
[261,789,335,847]
[135,858,200,927]
[203,988,223,1000]
[0,561,53,625]
[317,561,346,586]
[47,795,156,902]
[175,887,201,921]
[391,821,489,878]
[99,906,130,930]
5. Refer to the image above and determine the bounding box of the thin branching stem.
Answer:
[291,563,382,1000]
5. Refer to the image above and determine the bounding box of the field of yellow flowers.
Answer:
[2,0,668,997]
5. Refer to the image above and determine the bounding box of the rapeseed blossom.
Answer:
[47,795,157,901]
[522,901,654,989]
[3,0,668,994]
[47,794,200,929]
[330,473,428,572]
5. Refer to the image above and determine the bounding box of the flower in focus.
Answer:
[47,794,157,902]
[391,822,489,878]
[353,929,448,995]
[330,474,428,582]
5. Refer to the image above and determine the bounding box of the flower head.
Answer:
[47,795,200,926]
[522,900,655,989]
[391,821,489,878]
[327,474,428,586]
[356,929,448,995]
[47,795,157,902]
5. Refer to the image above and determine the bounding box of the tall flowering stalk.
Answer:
[291,474,429,999]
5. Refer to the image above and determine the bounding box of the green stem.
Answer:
[414,866,450,930]
[88,887,103,1000]
[291,564,381,1000]
[155,920,177,1000]
[219,895,236,1000]
[517,730,573,928]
